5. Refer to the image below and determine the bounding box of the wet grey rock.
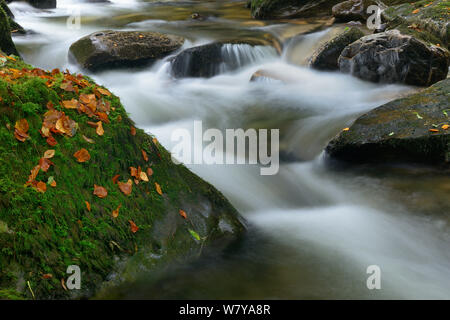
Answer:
[309,26,364,70]
[69,30,184,72]
[332,0,371,22]
[250,0,342,20]
[338,30,449,86]
[326,78,450,165]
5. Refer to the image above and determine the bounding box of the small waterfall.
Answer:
[219,44,278,74]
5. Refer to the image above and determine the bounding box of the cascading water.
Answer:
[11,0,450,299]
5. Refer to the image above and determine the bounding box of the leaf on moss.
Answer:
[85,201,91,212]
[128,220,139,233]
[43,149,55,159]
[93,185,108,198]
[130,126,136,136]
[112,204,121,218]
[112,174,120,184]
[73,148,91,163]
[155,182,162,195]
[82,135,95,144]
[141,149,148,162]
[179,209,187,219]
[118,179,133,196]
[62,99,79,109]
[146,167,153,177]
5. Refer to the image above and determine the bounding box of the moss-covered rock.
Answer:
[326,78,450,165]
[382,0,450,48]
[309,26,364,70]
[332,0,409,22]
[0,1,18,56]
[249,0,342,20]
[0,56,245,299]
[69,31,185,72]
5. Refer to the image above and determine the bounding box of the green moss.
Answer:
[0,1,19,56]
[0,58,244,299]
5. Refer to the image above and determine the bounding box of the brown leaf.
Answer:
[141,149,148,162]
[146,167,153,176]
[73,148,91,162]
[39,157,53,172]
[130,126,136,136]
[129,220,139,233]
[46,136,58,146]
[79,93,96,105]
[97,87,111,96]
[43,149,55,159]
[130,167,138,178]
[118,179,133,196]
[85,201,91,212]
[42,274,53,280]
[93,184,108,198]
[112,204,121,218]
[14,129,29,142]
[27,165,40,184]
[179,209,187,219]
[15,118,29,133]
[155,182,162,195]
[50,180,57,187]
[139,171,149,182]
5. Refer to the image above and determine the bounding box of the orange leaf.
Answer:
[42,274,53,280]
[62,99,79,109]
[429,129,439,133]
[46,136,58,146]
[93,184,108,198]
[129,220,139,233]
[73,148,91,162]
[179,209,187,219]
[139,171,149,182]
[130,167,138,178]
[130,126,136,136]
[14,129,29,142]
[442,124,449,130]
[155,182,162,195]
[35,181,47,193]
[44,149,55,159]
[112,174,120,184]
[96,121,104,136]
[118,179,133,196]
[50,180,57,187]
[112,204,121,218]
[27,165,40,184]
[85,201,91,212]
[141,149,148,162]
[412,8,420,14]
[15,118,29,133]
[146,167,153,176]
[97,87,111,96]
[39,157,53,172]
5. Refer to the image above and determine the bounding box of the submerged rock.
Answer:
[309,26,364,70]
[249,0,342,20]
[69,30,184,72]
[338,30,449,86]
[170,42,278,78]
[326,78,450,165]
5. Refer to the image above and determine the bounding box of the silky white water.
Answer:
[11,0,450,299]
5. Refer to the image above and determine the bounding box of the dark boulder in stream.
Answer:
[249,0,342,20]
[0,0,19,56]
[6,0,56,9]
[326,78,450,165]
[309,26,364,70]
[170,42,278,78]
[69,30,185,72]
[338,30,449,86]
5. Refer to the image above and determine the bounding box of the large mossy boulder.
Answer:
[0,57,245,299]
[332,0,409,22]
[382,0,450,48]
[69,30,185,72]
[338,29,449,86]
[326,78,450,165]
[249,0,342,20]
[309,26,364,70]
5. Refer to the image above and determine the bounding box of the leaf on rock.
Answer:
[118,179,133,196]
[179,209,187,219]
[155,182,162,195]
[188,229,201,241]
[93,184,108,198]
[43,149,55,159]
[73,148,91,162]
[129,220,139,233]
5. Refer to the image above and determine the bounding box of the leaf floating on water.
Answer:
[188,229,201,241]
[93,184,108,198]
[179,209,187,219]
[112,204,121,218]
[129,220,139,233]
[73,148,91,162]
[155,182,162,195]
[85,201,91,212]
[43,149,55,159]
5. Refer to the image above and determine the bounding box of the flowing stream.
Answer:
[11,0,450,299]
